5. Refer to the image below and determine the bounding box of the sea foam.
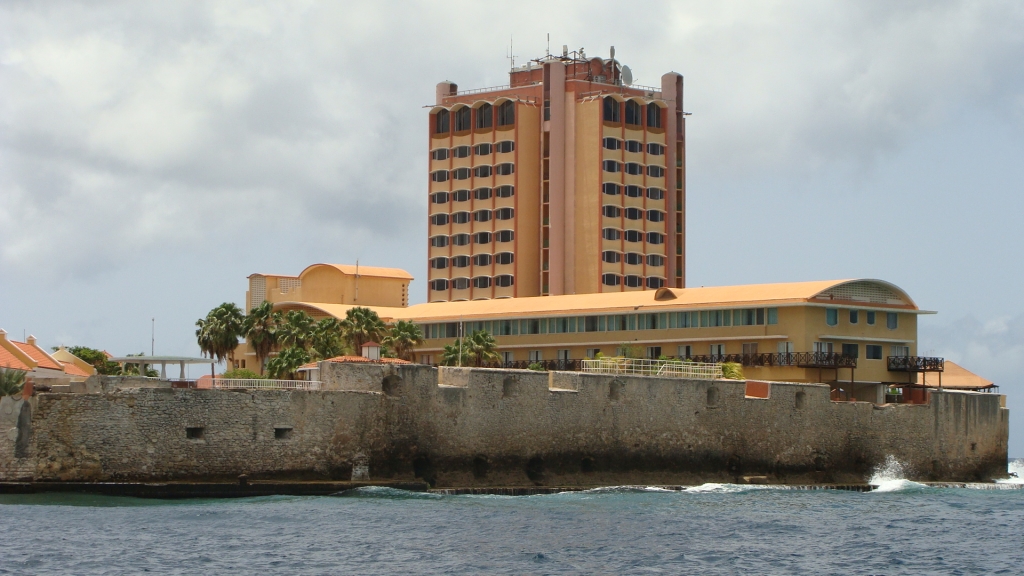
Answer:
[869,455,928,493]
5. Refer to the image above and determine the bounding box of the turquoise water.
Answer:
[1,481,1022,575]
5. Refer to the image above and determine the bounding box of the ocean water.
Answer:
[1,461,1022,575]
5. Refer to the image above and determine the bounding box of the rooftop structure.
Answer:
[427,46,685,301]
[0,330,95,383]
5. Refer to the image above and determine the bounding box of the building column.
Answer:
[546,62,567,295]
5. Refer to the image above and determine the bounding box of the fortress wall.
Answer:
[0,364,1010,485]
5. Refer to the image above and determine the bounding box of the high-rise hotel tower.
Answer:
[427,47,685,302]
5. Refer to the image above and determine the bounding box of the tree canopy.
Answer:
[340,307,387,354]
[196,302,245,365]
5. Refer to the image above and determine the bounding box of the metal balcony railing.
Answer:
[581,358,722,380]
[212,379,322,391]
[887,356,944,372]
[686,353,857,369]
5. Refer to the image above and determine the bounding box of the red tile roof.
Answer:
[12,341,62,371]
[0,347,30,371]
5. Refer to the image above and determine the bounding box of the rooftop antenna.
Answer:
[355,259,360,302]
[546,33,550,56]
[506,35,515,71]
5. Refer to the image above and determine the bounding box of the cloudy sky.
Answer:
[2,1,1023,455]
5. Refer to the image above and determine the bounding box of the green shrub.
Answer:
[721,362,744,380]
[222,368,264,380]
[528,362,545,371]
[0,368,26,396]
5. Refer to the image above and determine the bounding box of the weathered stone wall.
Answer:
[0,365,1010,486]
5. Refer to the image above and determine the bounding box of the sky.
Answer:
[2,1,1023,455]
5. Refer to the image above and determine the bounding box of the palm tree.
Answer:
[310,318,344,360]
[0,368,26,396]
[195,302,245,366]
[383,320,424,361]
[340,307,387,355]
[278,310,316,351]
[441,339,470,366]
[244,301,279,372]
[465,330,501,366]
[265,347,311,380]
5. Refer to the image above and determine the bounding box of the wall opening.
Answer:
[382,375,402,397]
[473,455,490,479]
[186,427,205,440]
[795,391,806,409]
[502,376,519,398]
[580,456,595,473]
[608,379,624,401]
[413,455,437,487]
[526,456,545,483]
[706,387,719,407]
[274,427,293,440]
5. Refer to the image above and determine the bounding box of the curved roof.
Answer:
[298,263,413,281]
[274,279,922,323]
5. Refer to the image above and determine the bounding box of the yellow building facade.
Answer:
[428,47,685,302]
[242,268,936,399]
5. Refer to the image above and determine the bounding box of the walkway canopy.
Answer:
[108,356,215,380]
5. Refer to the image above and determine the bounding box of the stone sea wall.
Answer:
[0,364,1011,486]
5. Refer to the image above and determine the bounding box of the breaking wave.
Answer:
[996,458,1024,485]
[869,455,928,493]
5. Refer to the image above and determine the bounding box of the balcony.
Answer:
[687,353,857,369]
[887,356,944,372]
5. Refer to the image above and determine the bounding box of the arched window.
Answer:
[430,213,449,226]
[495,274,515,287]
[496,185,515,198]
[625,162,643,175]
[646,277,665,289]
[647,232,665,244]
[603,97,620,122]
[602,205,621,218]
[474,165,492,178]
[647,165,665,177]
[430,257,449,269]
[430,279,449,291]
[431,170,449,182]
[476,103,492,129]
[452,211,471,224]
[454,107,471,131]
[453,146,471,158]
[603,183,621,196]
[495,252,514,265]
[624,230,643,243]
[647,210,665,222]
[452,189,471,202]
[473,254,492,266]
[624,252,643,265]
[435,110,450,134]
[452,168,471,180]
[452,255,470,268]
[474,143,492,156]
[602,137,622,150]
[624,208,643,220]
[495,230,515,242]
[431,148,449,161]
[430,235,449,248]
[495,207,515,220]
[647,103,662,128]
[474,231,492,244]
[452,233,471,246]
[625,140,643,153]
[497,101,515,126]
[602,160,621,173]
[624,275,643,288]
[646,187,664,200]
[602,228,621,241]
[452,277,470,290]
[474,187,492,200]
[473,276,492,288]
[602,251,621,263]
[430,192,449,204]
[602,273,621,286]
[473,210,492,222]
[625,100,642,125]
[647,254,664,267]
[646,143,665,155]
[625,185,643,198]
[496,140,515,153]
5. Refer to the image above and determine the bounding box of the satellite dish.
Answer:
[621,65,633,86]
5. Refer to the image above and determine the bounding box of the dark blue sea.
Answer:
[2,462,1022,575]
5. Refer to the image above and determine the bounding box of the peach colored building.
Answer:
[427,46,685,302]
[0,329,95,384]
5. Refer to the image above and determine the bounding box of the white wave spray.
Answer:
[996,459,1024,485]
[869,455,928,492]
